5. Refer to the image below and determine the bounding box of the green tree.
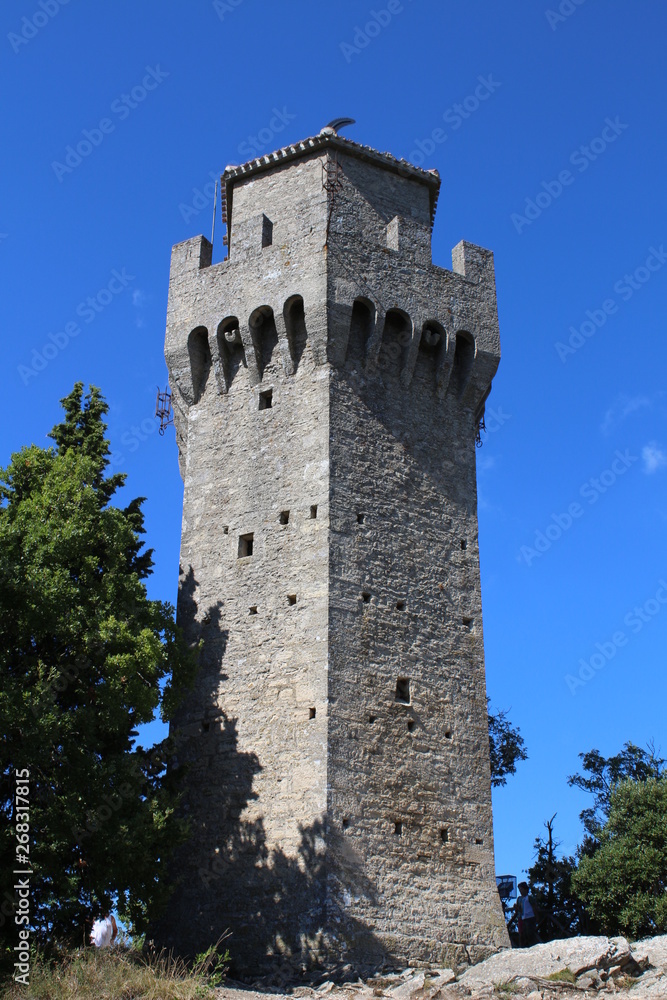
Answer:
[568,741,665,841]
[572,777,667,938]
[0,384,196,966]
[488,703,528,787]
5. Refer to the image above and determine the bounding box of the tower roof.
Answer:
[221,131,441,231]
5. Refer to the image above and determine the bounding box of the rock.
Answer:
[633,935,667,972]
[459,936,632,987]
[426,969,455,986]
[388,971,425,1000]
[317,983,335,993]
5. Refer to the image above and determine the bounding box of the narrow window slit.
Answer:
[460,539,467,550]
[407,719,415,733]
[259,388,273,410]
[279,510,290,525]
[310,504,318,519]
[202,722,210,734]
[357,513,364,524]
[445,729,452,740]
[309,707,316,719]
[261,214,273,248]
[394,821,403,836]
[342,817,350,830]
[440,828,449,843]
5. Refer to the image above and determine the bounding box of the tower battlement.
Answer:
[159,131,508,974]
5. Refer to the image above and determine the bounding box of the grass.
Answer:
[2,939,229,1000]
[545,967,577,983]
[493,982,521,995]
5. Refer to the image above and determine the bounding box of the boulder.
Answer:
[458,936,631,986]
[633,935,667,972]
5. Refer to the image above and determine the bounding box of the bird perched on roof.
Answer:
[320,118,356,136]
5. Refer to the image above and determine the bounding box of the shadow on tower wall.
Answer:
[154,567,386,980]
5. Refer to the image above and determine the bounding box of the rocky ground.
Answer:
[215,935,667,1000]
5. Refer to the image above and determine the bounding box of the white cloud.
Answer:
[642,442,667,474]
[601,393,651,435]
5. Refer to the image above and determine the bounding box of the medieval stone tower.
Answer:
[159,129,508,973]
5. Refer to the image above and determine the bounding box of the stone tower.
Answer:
[160,130,508,973]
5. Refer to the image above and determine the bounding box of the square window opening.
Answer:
[462,616,474,628]
[238,533,254,558]
[475,837,483,845]
[249,606,258,615]
[361,591,371,604]
[396,600,406,611]
[287,594,297,606]
[259,389,273,410]
[395,678,410,704]
[368,715,377,724]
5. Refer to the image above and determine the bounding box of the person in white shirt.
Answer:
[90,913,118,948]
[515,882,538,947]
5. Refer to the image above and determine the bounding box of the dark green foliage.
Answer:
[488,703,528,787]
[0,384,197,970]
[567,741,665,841]
[572,777,667,937]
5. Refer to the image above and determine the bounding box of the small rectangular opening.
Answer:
[309,707,316,719]
[279,510,290,525]
[368,715,377,724]
[394,820,402,836]
[261,214,273,248]
[395,678,410,704]
[222,525,229,535]
[287,594,297,606]
[238,532,254,558]
[440,828,449,843]
[396,600,406,611]
[309,504,318,519]
[357,513,364,524]
[407,719,415,732]
[462,616,474,628]
[259,389,273,410]
[445,729,452,739]
[202,722,210,733]
[249,606,258,615]
[361,591,371,604]
[460,539,467,550]
[342,817,350,830]
[475,837,483,845]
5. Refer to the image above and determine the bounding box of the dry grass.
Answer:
[2,939,229,1000]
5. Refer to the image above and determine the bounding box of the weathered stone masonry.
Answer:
[159,131,508,972]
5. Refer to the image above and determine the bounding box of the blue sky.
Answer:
[1,1,665,885]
